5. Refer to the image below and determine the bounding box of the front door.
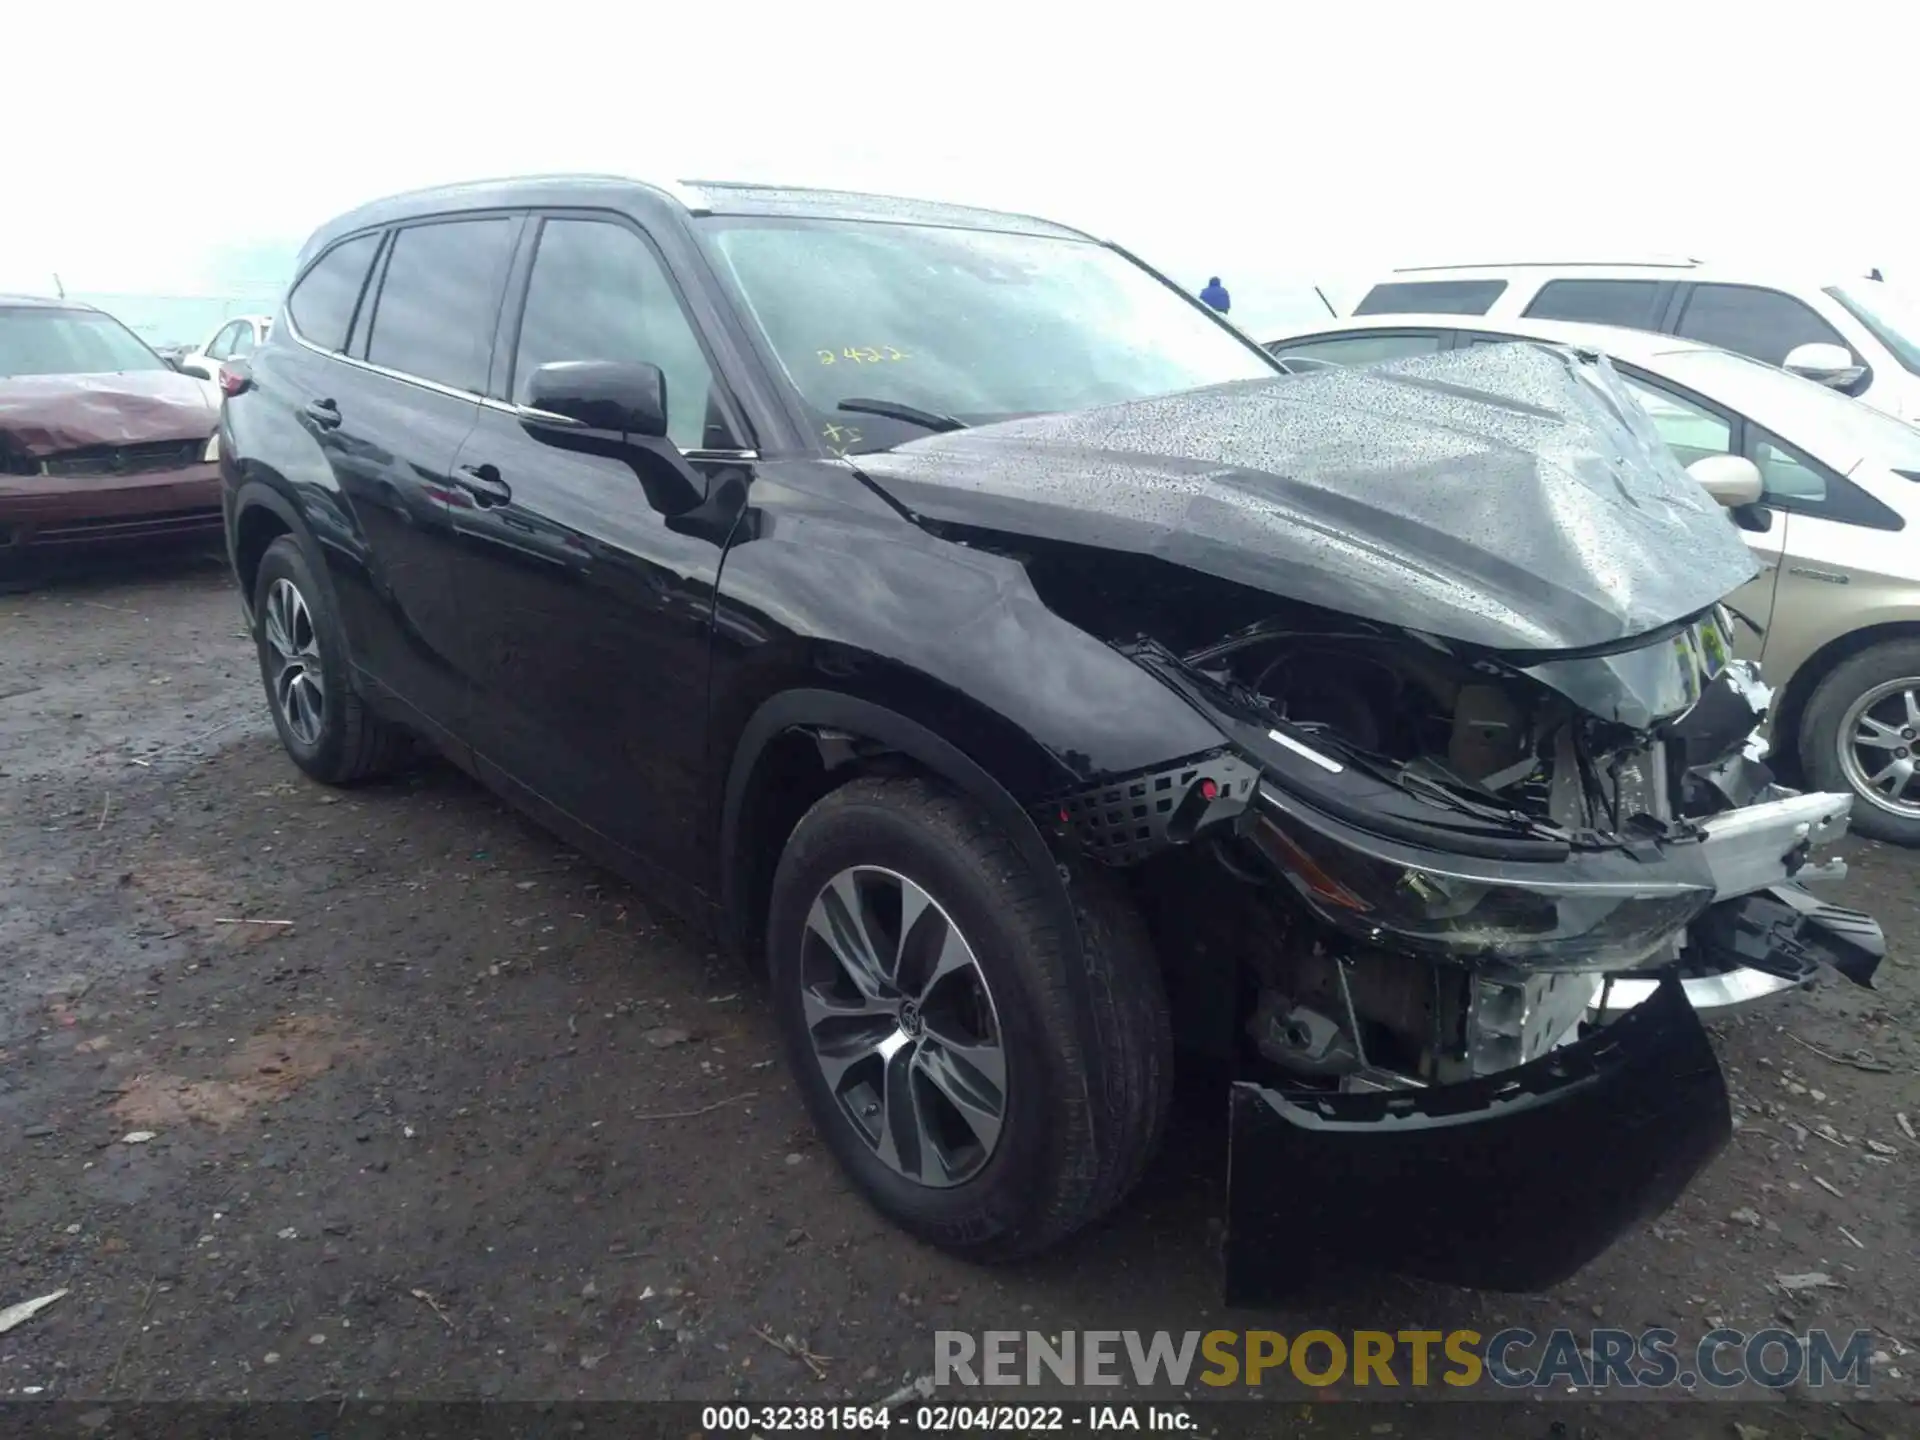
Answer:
[445,212,750,888]
[1615,371,1783,651]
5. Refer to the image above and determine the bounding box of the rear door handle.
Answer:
[453,462,512,506]
[303,399,341,429]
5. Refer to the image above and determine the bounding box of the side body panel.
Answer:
[703,459,1230,889]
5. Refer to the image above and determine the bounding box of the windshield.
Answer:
[698,217,1278,452]
[1828,282,1920,377]
[1659,346,1920,472]
[0,307,169,379]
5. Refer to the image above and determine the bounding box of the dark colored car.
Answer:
[220,178,1882,1298]
[0,296,223,577]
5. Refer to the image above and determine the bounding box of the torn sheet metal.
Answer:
[1223,977,1729,1300]
[857,344,1758,655]
[1695,790,1853,899]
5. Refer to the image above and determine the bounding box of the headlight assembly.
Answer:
[1252,785,1713,970]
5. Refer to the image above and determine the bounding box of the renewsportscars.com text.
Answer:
[934,1327,1877,1390]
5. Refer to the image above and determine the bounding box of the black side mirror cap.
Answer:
[520,360,669,439]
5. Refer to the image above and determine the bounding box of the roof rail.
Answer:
[1391,257,1703,273]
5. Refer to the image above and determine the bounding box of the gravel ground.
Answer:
[1,558,1915,1431]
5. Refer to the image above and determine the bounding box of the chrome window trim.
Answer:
[282,321,759,463]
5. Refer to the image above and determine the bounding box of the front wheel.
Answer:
[251,535,410,786]
[766,774,1171,1260]
[1799,638,1920,846]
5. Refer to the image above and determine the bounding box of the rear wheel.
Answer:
[1800,638,1920,846]
[767,774,1171,1260]
[252,535,410,785]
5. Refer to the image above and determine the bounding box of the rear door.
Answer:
[1739,430,1907,683]
[304,214,520,734]
[443,209,753,891]
[1522,278,1675,332]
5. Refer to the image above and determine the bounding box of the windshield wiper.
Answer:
[836,398,967,433]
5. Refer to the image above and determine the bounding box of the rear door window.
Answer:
[364,218,517,393]
[1352,280,1506,316]
[1674,284,1850,366]
[285,232,382,353]
[1524,279,1667,329]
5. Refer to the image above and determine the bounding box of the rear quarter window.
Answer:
[286,232,383,353]
[1353,280,1507,316]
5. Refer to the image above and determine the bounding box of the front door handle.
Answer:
[303,398,341,430]
[453,462,512,506]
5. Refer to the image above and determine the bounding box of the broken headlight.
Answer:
[1252,786,1713,970]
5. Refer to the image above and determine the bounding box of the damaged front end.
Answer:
[1046,602,1882,1297]
[865,343,1889,1296]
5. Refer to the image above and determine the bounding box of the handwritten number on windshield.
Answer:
[817,346,911,364]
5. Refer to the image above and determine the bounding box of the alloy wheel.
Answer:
[1838,677,1920,819]
[262,577,326,748]
[798,866,1007,1187]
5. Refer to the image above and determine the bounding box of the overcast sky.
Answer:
[7,3,1915,334]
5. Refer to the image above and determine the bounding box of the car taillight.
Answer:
[218,364,252,397]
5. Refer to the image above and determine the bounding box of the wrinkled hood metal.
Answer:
[855,345,1759,655]
[0,371,219,457]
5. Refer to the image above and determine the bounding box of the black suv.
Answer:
[222,177,1880,1299]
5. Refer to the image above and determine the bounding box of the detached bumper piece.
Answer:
[1223,976,1730,1302]
[1693,885,1885,988]
[1593,884,1887,1017]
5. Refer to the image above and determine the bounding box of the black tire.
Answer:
[767,774,1172,1261]
[252,535,410,785]
[1799,638,1920,846]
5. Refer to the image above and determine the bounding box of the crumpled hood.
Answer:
[854,344,1760,654]
[0,371,218,458]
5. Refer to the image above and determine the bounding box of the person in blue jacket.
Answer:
[1199,276,1231,313]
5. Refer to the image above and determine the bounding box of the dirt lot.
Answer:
[1,558,1916,1428]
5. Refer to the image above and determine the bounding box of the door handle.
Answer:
[303,398,341,429]
[453,462,512,506]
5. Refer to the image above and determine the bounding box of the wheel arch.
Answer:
[1772,620,1920,761]
[228,478,329,628]
[718,687,1075,975]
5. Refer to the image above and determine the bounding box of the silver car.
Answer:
[1266,313,1920,849]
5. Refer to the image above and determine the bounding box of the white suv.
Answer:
[1350,260,1920,424]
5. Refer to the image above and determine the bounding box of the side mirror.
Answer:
[520,360,668,438]
[1783,342,1865,391]
[180,362,213,381]
[1687,454,1764,508]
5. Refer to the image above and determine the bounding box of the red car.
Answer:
[1,295,224,583]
